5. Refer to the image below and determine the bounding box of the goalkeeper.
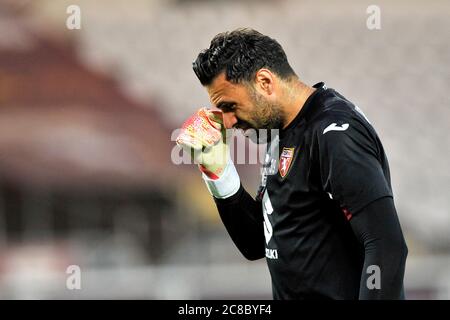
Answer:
[176,28,408,300]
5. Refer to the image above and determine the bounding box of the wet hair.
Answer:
[193,28,296,86]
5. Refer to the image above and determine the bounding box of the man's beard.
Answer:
[239,89,285,144]
[248,89,285,130]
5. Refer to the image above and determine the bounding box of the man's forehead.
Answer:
[207,73,242,105]
[207,74,230,98]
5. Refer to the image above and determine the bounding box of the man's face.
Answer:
[206,73,285,133]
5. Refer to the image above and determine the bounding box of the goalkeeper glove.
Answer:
[176,107,240,198]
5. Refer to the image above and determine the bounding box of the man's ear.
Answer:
[254,69,275,96]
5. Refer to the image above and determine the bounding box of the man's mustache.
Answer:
[233,119,253,131]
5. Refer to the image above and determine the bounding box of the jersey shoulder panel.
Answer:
[309,93,378,153]
[308,97,392,214]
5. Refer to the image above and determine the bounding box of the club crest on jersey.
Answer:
[279,147,295,178]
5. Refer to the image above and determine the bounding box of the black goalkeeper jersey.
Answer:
[215,82,394,299]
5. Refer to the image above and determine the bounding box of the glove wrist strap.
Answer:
[202,160,240,199]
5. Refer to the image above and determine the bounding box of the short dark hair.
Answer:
[193,28,296,86]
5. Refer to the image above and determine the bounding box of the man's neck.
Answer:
[282,81,316,129]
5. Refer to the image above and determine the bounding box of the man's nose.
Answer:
[222,112,238,129]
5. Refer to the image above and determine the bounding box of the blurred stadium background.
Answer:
[0,0,448,299]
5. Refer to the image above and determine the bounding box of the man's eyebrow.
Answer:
[216,101,236,110]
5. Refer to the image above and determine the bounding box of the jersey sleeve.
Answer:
[315,115,393,215]
[214,184,265,261]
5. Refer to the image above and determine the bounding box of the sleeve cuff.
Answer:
[202,160,241,199]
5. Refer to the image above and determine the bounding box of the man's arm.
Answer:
[200,155,265,261]
[176,108,265,261]
[349,197,408,299]
[316,112,409,299]
[214,184,265,261]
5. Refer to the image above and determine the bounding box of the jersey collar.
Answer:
[281,82,327,136]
